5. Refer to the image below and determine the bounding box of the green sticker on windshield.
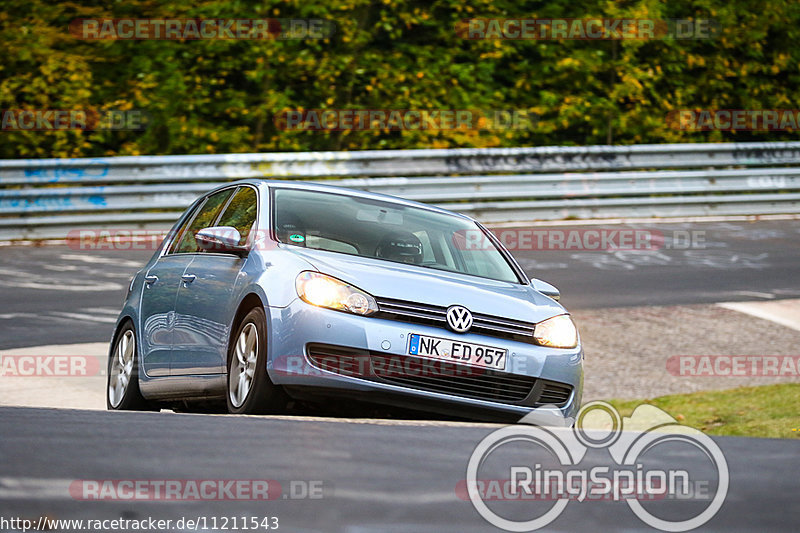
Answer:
[289,234,305,243]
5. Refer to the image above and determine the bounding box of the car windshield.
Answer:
[272,188,521,283]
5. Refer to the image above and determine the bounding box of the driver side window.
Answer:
[169,188,234,254]
[215,186,258,246]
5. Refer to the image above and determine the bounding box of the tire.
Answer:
[226,306,286,414]
[107,321,156,411]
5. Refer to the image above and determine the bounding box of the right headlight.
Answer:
[533,314,578,349]
[295,271,378,316]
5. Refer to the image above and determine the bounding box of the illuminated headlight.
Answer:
[295,271,378,316]
[533,314,578,349]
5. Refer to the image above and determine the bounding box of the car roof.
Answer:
[215,178,475,222]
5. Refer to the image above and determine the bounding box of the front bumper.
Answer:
[266,299,584,421]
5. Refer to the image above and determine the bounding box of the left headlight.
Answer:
[295,271,378,316]
[533,314,578,349]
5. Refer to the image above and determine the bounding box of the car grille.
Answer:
[305,344,370,376]
[306,344,572,407]
[374,297,536,342]
[369,353,535,404]
[537,382,573,406]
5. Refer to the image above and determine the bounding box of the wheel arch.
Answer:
[227,293,268,363]
[109,313,136,358]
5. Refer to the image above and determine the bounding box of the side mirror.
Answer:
[195,226,249,257]
[531,278,560,301]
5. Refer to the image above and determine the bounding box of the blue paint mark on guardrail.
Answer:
[22,164,110,182]
[0,196,77,212]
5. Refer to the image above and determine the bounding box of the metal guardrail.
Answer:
[2,142,800,240]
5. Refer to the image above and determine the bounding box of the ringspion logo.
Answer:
[465,402,728,531]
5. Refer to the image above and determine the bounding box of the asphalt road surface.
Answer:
[1,219,799,349]
[0,406,797,532]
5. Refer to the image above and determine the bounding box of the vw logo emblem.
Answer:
[446,305,473,333]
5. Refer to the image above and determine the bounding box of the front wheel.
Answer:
[107,322,155,411]
[226,307,286,414]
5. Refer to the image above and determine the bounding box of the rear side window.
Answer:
[216,187,258,246]
[170,188,234,254]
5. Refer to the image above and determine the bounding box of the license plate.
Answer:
[408,334,507,371]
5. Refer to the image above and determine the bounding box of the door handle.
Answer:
[144,275,158,285]
[181,274,197,284]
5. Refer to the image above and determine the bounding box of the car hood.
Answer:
[286,247,565,323]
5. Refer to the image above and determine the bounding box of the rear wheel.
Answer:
[107,322,155,411]
[226,307,286,414]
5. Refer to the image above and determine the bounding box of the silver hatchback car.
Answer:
[107,180,583,421]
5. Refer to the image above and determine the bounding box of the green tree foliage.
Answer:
[0,0,798,158]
